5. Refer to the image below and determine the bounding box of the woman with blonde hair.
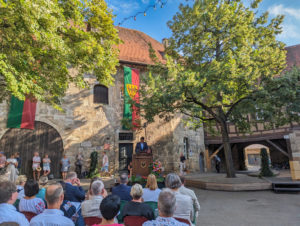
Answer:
[142,174,161,202]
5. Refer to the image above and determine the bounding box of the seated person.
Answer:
[165,173,193,223]
[142,174,161,202]
[112,173,132,201]
[82,180,107,218]
[143,188,188,226]
[36,175,48,203]
[16,175,27,200]
[86,177,102,200]
[19,179,45,214]
[93,195,122,226]
[121,184,154,221]
[64,172,85,202]
[0,181,29,225]
[30,183,74,226]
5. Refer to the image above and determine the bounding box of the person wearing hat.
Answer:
[36,175,49,204]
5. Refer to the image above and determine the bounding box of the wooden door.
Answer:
[0,121,63,178]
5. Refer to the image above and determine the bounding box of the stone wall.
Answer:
[0,65,205,174]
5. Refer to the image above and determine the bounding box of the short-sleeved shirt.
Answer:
[0,156,6,167]
[30,209,74,226]
[142,216,188,226]
[0,203,29,226]
[142,188,161,202]
[32,156,41,168]
[19,197,45,214]
[43,158,50,168]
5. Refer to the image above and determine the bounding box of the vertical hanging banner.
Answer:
[123,66,140,130]
[7,95,37,130]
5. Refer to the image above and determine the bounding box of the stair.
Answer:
[272,181,300,192]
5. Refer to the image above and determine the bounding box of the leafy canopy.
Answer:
[0,0,120,108]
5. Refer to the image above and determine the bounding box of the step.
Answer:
[273,187,300,192]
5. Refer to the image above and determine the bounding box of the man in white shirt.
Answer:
[82,180,107,218]
[30,183,74,226]
[179,176,200,221]
[0,181,29,225]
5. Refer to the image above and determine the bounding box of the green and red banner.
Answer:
[123,66,140,130]
[7,96,37,130]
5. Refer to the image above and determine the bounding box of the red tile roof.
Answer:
[117,26,166,65]
[286,44,300,69]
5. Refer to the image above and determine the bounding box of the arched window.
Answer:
[94,85,108,104]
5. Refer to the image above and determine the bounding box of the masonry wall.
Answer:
[0,66,205,174]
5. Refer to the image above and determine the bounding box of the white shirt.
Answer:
[81,195,103,218]
[103,155,108,167]
[19,197,45,214]
[142,188,161,202]
[179,185,201,212]
[30,209,74,226]
[0,203,29,226]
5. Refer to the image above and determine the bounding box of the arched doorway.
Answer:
[244,144,269,171]
[0,121,63,178]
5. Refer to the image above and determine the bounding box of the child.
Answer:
[6,153,18,183]
[32,152,41,181]
[42,154,51,176]
[61,154,70,180]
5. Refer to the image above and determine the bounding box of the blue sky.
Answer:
[106,0,300,47]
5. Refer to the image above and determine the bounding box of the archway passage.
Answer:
[0,121,63,178]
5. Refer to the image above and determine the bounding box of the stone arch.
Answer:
[0,121,64,178]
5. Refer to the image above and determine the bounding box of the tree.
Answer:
[139,0,299,178]
[0,0,120,108]
[259,148,273,177]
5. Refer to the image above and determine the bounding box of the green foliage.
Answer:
[0,0,120,108]
[140,0,298,177]
[259,148,273,177]
[89,151,98,178]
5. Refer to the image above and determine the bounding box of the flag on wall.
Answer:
[7,96,37,130]
[123,66,140,130]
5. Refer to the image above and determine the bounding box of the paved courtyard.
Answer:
[193,188,300,226]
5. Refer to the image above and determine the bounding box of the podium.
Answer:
[132,153,153,177]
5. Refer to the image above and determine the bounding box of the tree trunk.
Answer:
[219,120,236,178]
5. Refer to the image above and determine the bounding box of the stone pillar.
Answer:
[289,132,300,180]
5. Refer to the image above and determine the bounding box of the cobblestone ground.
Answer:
[192,187,300,226]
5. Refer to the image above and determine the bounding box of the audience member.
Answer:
[143,188,188,226]
[42,154,51,176]
[86,177,102,200]
[30,183,74,226]
[142,174,161,202]
[32,152,41,181]
[82,180,107,218]
[19,179,45,214]
[6,154,18,183]
[16,175,27,200]
[121,184,155,221]
[61,155,70,180]
[179,176,200,218]
[64,172,85,202]
[93,195,122,226]
[165,173,193,223]
[0,181,29,225]
[36,176,48,203]
[112,173,132,201]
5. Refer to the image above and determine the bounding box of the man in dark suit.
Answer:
[112,173,132,201]
[64,171,85,202]
[135,137,148,154]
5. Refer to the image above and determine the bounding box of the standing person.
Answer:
[215,155,221,173]
[15,152,21,174]
[30,183,74,226]
[75,153,83,178]
[61,154,70,180]
[0,152,6,174]
[135,137,148,154]
[42,154,51,176]
[128,161,133,179]
[101,152,109,173]
[32,152,41,181]
[179,153,186,175]
[6,154,18,183]
[0,181,29,225]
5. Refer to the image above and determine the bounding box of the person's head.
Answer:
[89,177,102,193]
[34,152,39,156]
[63,154,67,158]
[100,195,120,221]
[65,172,77,183]
[145,174,158,190]
[45,183,64,208]
[165,173,182,190]
[130,183,143,201]
[39,175,48,187]
[15,152,19,157]
[16,175,27,186]
[45,154,49,158]
[10,153,15,158]
[158,188,176,217]
[103,151,106,155]
[140,137,145,142]
[180,152,183,157]
[91,180,104,196]
[179,175,185,185]
[0,181,18,204]
[24,179,39,197]
[0,152,3,157]
[119,173,128,184]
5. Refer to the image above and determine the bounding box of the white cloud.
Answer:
[107,1,140,15]
[268,4,300,20]
[278,23,300,40]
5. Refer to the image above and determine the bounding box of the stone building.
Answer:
[0,27,205,178]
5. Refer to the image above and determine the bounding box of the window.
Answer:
[94,85,108,104]
[183,137,189,159]
[119,133,134,141]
